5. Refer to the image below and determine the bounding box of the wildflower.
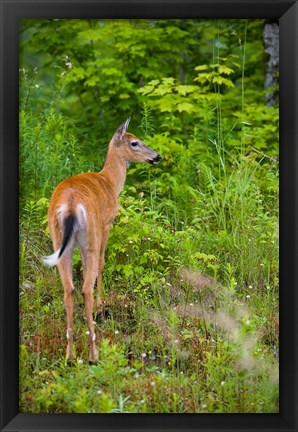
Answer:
[260,263,264,267]
[86,330,90,335]
[246,295,251,299]
[19,68,28,79]
[174,339,179,344]
[129,240,133,244]
[77,359,83,364]
[248,285,253,289]
[150,381,156,387]
[189,303,194,307]
[141,353,146,358]
[234,281,238,286]
[97,390,102,395]
[140,399,145,404]
[115,330,119,335]
[221,381,225,386]
[147,237,151,241]
[65,56,72,68]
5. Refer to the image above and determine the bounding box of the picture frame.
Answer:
[0,0,297,431]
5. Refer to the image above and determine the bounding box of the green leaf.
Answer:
[79,29,101,42]
[218,65,234,75]
[153,86,171,96]
[138,79,160,96]
[195,64,209,71]
[162,77,175,86]
[212,75,234,87]
[158,100,174,112]
[194,72,214,84]
[177,102,195,113]
[176,85,198,96]
[85,76,99,87]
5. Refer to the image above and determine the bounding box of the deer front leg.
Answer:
[96,226,110,313]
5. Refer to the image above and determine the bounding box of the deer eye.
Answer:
[130,141,139,148]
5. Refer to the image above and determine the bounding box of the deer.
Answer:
[43,118,162,363]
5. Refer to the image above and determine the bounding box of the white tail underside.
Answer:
[43,249,61,267]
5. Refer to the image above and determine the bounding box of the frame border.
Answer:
[1,1,297,431]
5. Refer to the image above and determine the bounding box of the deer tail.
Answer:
[43,214,77,267]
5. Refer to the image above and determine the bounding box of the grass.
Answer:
[19,163,279,413]
[19,18,279,413]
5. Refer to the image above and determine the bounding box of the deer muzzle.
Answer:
[149,154,162,164]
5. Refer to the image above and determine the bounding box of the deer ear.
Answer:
[114,117,131,141]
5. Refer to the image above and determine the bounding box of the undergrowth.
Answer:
[19,18,279,413]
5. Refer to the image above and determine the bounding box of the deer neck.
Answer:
[100,145,128,196]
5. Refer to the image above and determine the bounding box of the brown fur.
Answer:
[45,119,161,362]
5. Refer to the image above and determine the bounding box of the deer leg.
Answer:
[96,227,110,313]
[57,250,75,362]
[81,250,99,363]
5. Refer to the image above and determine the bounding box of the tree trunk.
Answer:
[263,21,279,106]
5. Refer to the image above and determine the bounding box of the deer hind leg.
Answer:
[96,226,110,313]
[81,249,100,363]
[57,250,75,362]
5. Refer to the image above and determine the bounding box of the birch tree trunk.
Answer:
[263,21,279,106]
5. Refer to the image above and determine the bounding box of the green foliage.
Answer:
[20,109,90,202]
[19,18,279,414]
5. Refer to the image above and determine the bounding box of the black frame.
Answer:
[0,0,297,431]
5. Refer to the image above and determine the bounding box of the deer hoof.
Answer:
[89,350,99,364]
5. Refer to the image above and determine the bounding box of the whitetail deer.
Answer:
[43,118,161,362]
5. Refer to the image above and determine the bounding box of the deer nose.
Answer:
[152,154,162,164]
